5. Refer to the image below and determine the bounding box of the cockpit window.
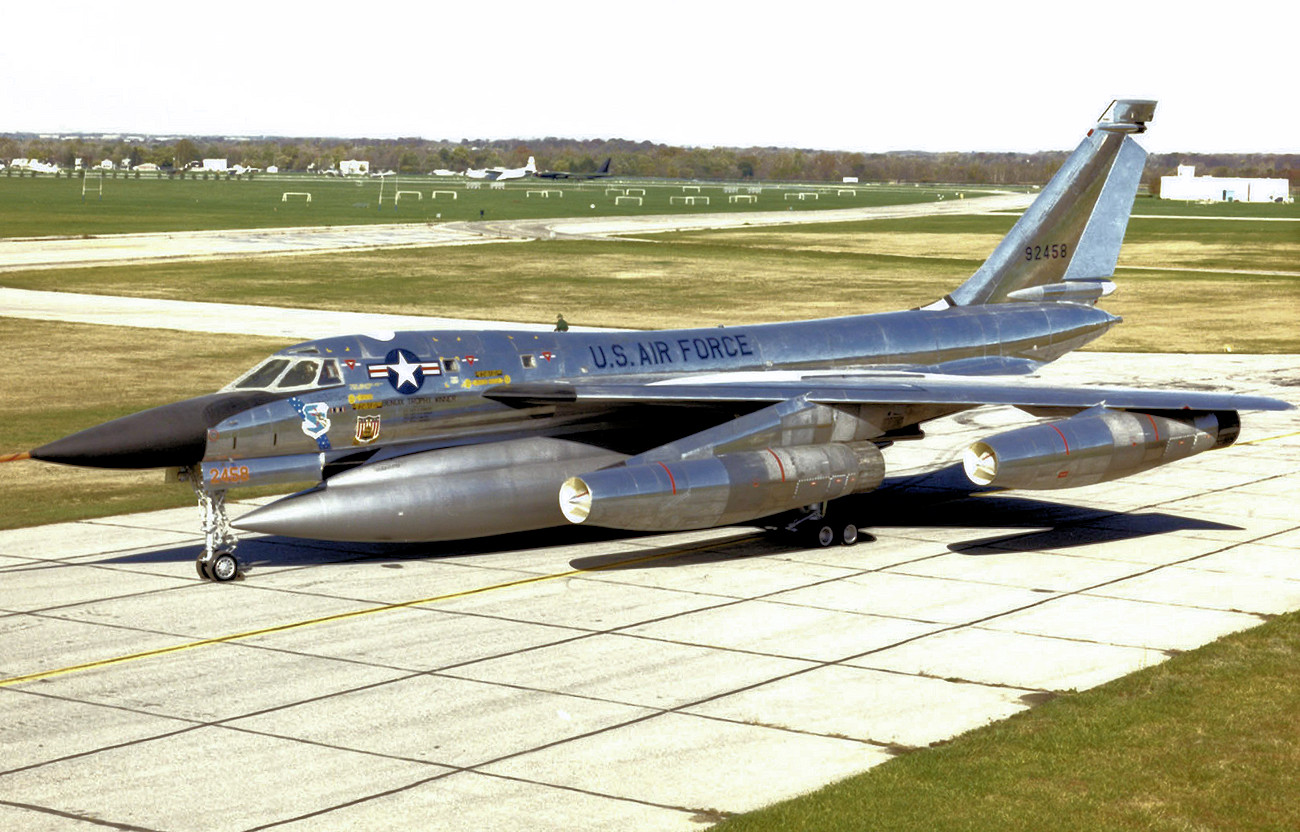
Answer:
[277,360,320,388]
[319,361,342,385]
[233,358,290,390]
[225,357,344,392]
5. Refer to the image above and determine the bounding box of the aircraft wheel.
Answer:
[809,524,836,548]
[840,523,859,546]
[209,552,239,582]
[196,558,211,580]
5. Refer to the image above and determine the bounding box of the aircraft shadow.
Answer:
[569,463,1240,572]
[99,523,640,572]
[98,464,1238,574]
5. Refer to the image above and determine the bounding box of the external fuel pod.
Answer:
[235,437,628,542]
[560,442,886,532]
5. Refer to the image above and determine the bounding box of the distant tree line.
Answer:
[1,133,1294,189]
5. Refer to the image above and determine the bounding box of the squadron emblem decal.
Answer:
[289,398,332,451]
[368,348,441,394]
[354,414,381,444]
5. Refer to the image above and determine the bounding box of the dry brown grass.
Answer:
[0,320,292,528]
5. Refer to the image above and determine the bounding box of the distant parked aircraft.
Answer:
[462,158,536,180]
[487,157,537,181]
[534,158,613,180]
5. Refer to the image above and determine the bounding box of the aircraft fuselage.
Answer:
[197,302,1117,486]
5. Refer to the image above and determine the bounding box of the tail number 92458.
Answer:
[1026,243,1068,261]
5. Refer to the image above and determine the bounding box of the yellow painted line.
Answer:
[0,534,758,688]
[1238,429,1300,446]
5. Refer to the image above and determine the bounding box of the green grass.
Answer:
[715,610,1300,832]
[0,173,976,237]
[1129,196,1300,218]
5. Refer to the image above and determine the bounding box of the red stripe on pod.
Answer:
[1050,423,1070,455]
[1146,413,1160,441]
[657,462,677,495]
[765,448,786,481]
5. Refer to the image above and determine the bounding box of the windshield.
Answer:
[226,357,344,393]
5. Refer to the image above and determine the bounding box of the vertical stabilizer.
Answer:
[943,100,1155,307]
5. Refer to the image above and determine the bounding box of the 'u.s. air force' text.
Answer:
[588,334,755,369]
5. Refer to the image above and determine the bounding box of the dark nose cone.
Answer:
[31,390,282,469]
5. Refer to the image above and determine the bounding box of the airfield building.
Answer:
[1160,165,1290,203]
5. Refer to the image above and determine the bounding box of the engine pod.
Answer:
[963,408,1238,491]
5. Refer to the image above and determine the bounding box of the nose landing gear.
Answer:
[186,465,241,582]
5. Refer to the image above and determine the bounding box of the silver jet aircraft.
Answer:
[20,100,1291,580]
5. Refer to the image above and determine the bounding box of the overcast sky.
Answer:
[6,0,1295,154]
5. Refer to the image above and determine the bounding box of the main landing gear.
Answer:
[186,465,240,582]
[780,502,862,548]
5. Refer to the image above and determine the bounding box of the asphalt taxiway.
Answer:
[0,192,1033,272]
[2,352,1296,831]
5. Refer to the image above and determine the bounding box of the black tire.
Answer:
[809,524,835,548]
[840,523,859,546]
[196,558,211,580]
[210,553,239,582]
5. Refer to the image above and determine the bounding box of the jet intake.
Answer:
[963,408,1239,491]
[560,442,885,532]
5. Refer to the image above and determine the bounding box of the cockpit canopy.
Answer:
[223,356,343,393]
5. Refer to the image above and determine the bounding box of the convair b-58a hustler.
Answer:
[12,100,1291,580]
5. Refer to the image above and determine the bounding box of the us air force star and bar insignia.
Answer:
[368,348,441,394]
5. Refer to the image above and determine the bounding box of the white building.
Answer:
[1160,165,1290,203]
[339,159,370,176]
[202,158,229,172]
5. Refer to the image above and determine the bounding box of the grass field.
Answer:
[6,207,1292,348]
[0,172,980,237]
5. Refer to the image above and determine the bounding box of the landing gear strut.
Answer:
[782,502,861,548]
[186,465,240,581]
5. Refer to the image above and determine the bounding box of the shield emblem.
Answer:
[354,414,381,444]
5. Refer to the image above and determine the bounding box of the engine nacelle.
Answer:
[560,442,885,532]
[963,408,1239,491]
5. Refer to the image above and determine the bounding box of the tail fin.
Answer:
[942,100,1156,307]
[525,156,537,172]
[597,158,612,174]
